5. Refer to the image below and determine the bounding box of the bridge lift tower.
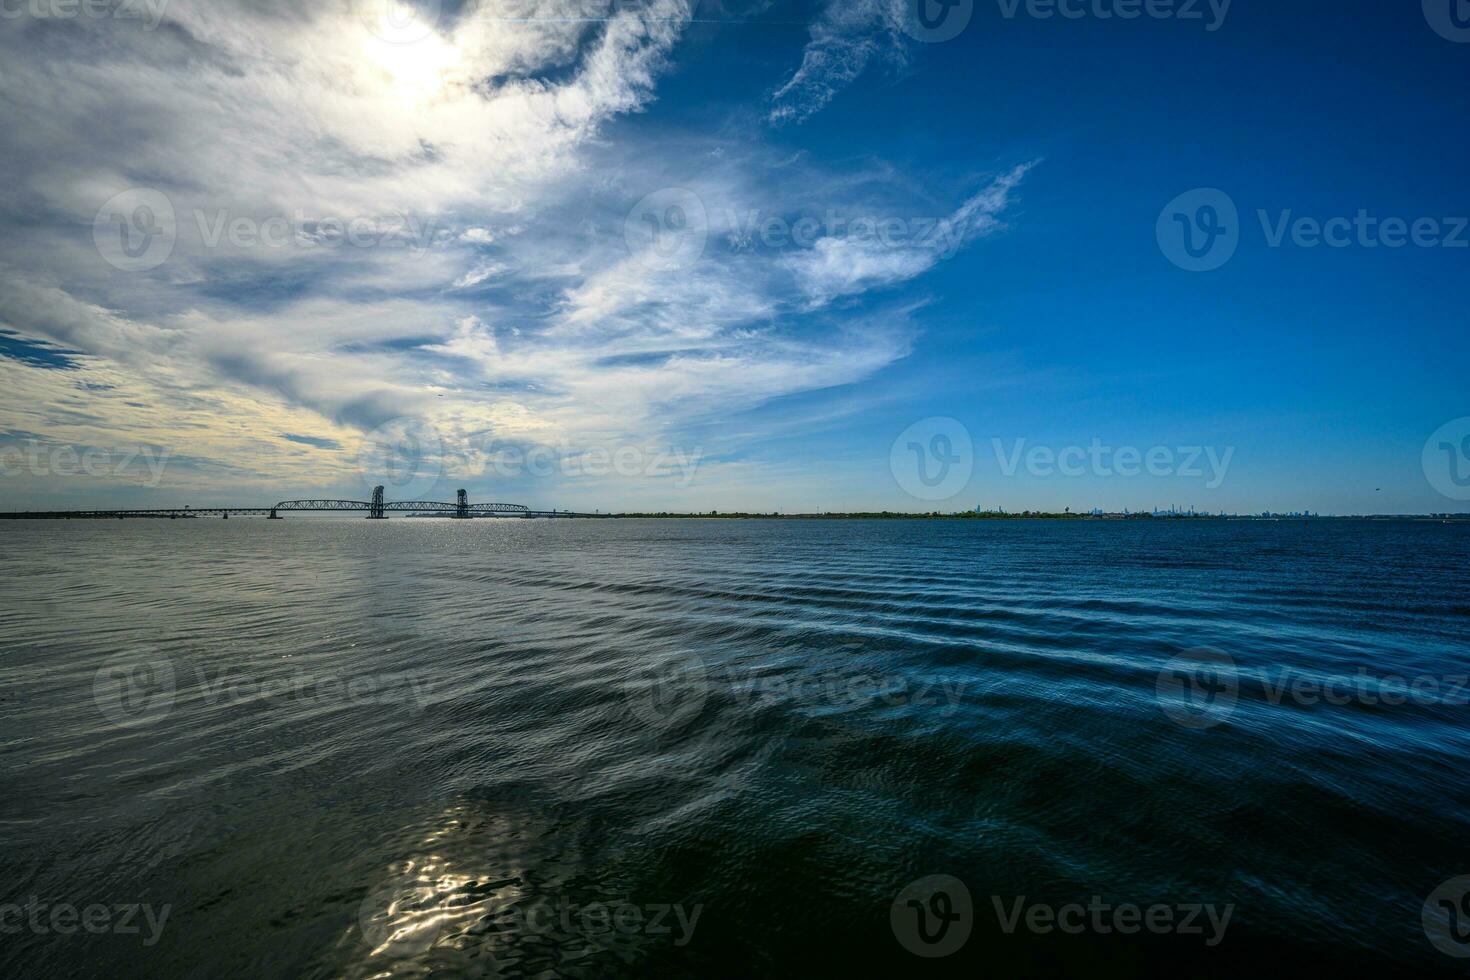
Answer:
[455,489,470,519]
[368,485,387,519]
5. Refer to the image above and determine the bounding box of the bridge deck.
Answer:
[0,491,610,520]
[0,514,608,520]
[0,508,609,520]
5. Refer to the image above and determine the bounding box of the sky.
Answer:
[0,0,1465,515]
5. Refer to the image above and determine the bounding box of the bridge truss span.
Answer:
[468,503,531,515]
[272,497,541,517]
[0,488,604,520]
[271,499,374,512]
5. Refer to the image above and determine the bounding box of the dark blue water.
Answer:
[1,518,1468,976]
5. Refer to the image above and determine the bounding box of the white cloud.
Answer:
[452,260,510,290]
[769,0,907,125]
[784,162,1036,306]
[0,1,1032,506]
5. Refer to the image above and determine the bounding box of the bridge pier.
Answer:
[268,508,281,519]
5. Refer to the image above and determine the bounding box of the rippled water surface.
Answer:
[1,518,1468,976]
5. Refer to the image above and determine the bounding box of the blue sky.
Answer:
[0,1,1465,514]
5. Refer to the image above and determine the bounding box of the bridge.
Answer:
[0,487,610,520]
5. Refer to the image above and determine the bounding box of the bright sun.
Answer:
[363,21,460,99]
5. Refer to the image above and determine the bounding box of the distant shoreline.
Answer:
[4,510,1466,523]
[609,512,1470,522]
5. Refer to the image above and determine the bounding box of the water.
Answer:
[1,518,1467,976]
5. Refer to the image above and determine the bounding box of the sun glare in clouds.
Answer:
[363,17,461,100]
